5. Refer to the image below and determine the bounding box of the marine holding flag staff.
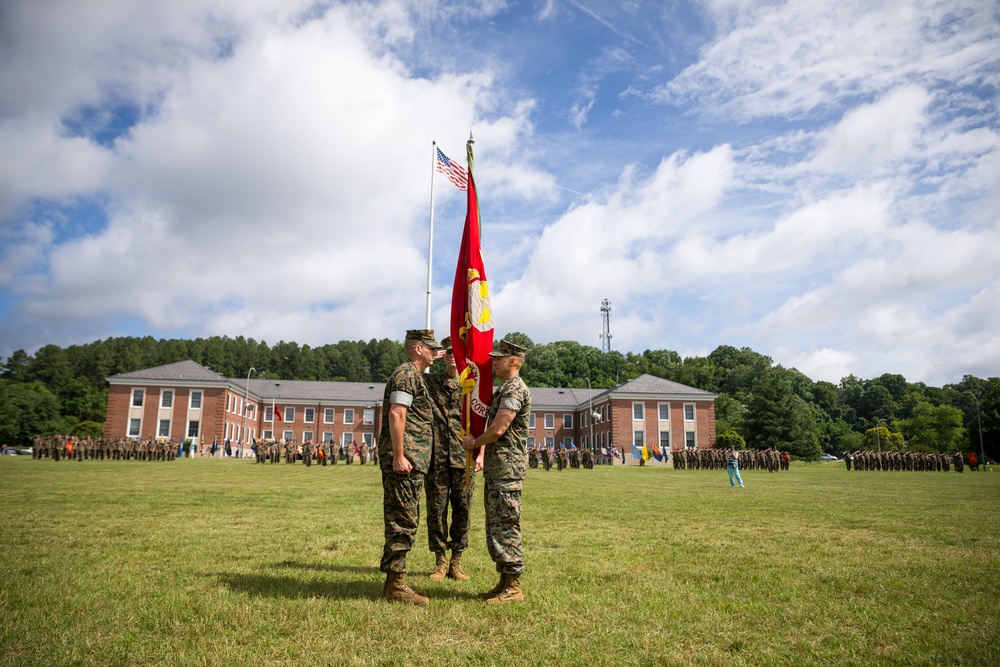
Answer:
[377,329,444,606]
[425,336,482,583]
[461,339,532,605]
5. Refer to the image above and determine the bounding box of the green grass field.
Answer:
[1,457,998,666]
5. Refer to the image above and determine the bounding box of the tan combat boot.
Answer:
[486,574,523,605]
[429,552,448,581]
[447,551,468,581]
[477,573,507,599]
[382,571,429,606]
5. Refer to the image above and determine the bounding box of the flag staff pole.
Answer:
[426,141,437,329]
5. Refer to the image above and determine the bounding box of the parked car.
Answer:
[819,453,840,461]
[2,448,20,456]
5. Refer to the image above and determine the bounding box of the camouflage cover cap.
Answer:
[489,339,526,358]
[440,336,453,351]
[405,329,444,350]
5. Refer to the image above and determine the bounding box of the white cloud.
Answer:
[661,0,1000,121]
[1,0,538,348]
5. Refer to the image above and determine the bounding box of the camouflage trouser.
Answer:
[484,479,524,575]
[380,471,424,573]
[426,463,475,553]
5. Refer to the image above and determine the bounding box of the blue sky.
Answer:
[1,0,998,386]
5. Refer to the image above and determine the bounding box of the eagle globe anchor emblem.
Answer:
[462,268,494,420]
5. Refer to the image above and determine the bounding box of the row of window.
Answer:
[260,431,374,446]
[261,406,375,425]
[632,402,696,422]
[132,388,203,410]
[527,430,698,449]
[529,403,698,431]
[130,418,200,439]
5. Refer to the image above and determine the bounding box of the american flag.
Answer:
[436,147,468,190]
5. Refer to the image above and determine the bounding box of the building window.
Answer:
[544,436,554,447]
[529,413,536,429]
[304,408,315,424]
[284,407,295,423]
[633,402,644,420]
[265,406,274,422]
[684,404,695,421]
[527,437,535,447]
[227,395,232,412]
[324,408,335,424]
[283,430,294,442]
[187,420,200,438]
[563,437,573,447]
[544,414,554,429]
[128,418,141,437]
[660,431,670,450]
[158,420,170,438]
[342,432,354,446]
[685,431,696,448]
[363,409,374,425]
[303,431,313,443]
[634,430,644,447]
[363,433,374,446]
[658,403,669,421]
[190,391,202,410]
[263,430,273,440]
[132,389,144,407]
[322,431,334,444]
[344,409,355,425]
[563,414,573,429]
[161,390,173,409]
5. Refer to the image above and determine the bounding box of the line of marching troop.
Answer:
[527,445,595,471]
[253,439,378,467]
[843,450,981,472]
[672,447,790,472]
[30,435,180,461]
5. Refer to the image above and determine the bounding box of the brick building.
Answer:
[106,360,716,463]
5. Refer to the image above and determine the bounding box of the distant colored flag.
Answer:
[641,443,650,461]
[651,442,663,463]
[610,446,621,459]
[450,138,494,459]
[273,404,283,422]
[436,147,468,190]
[631,445,642,460]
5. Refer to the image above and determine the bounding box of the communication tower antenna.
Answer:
[600,299,612,353]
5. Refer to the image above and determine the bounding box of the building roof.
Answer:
[246,378,385,404]
[600,373,716,399]
[108,360,227,382]
[109,363,715,408]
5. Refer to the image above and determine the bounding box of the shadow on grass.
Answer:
[273,560,379,574]
[216,572,382,600]
[216,565,483,602]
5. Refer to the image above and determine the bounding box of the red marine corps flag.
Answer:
[450,135,494,487]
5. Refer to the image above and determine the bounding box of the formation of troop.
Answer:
[671,447,789,472]
[253,440,375,466]
[377,330,531,607]
[30,435,180,462]
[842,450,980,472]
[528,445,594,471]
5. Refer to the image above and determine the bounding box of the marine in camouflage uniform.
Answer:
[425,337,477,582]
[461,339,532,605]
[377,329,443,606]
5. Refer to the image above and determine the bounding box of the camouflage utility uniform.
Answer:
[483,373,532,576]
[377,360,434,574]
[426,370,475,556]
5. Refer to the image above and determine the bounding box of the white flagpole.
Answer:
[426,141,436,329]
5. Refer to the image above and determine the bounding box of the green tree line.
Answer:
[1,335,997,462]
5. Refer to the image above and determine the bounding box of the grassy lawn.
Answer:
[1,457,998,666]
